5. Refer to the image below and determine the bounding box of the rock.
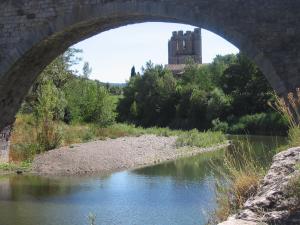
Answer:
[218,219,263,225]
[219,147,300,225]
[16,170,23,175]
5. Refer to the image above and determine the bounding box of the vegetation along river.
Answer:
[0,135,286,225]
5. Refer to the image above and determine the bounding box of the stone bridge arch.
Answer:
[1,0,300,131]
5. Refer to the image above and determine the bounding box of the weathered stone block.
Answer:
[0,126,11,163]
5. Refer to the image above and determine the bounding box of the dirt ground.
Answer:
[32,135,227,175]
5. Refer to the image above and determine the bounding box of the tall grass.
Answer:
[269,88,300,147]
[175,129,227,148]
[208,140,266,224]
[286,164,300,209]
[209,89,300,223]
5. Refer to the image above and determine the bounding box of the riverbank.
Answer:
[219,147,300,225]
[31,135,228,176]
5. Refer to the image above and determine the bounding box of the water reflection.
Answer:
[0,135,287,225]
[134,150,225,181]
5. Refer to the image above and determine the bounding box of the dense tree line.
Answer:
[14,48,289,160]
[21,48,116,127]
[20,49,288,137]
[117,54,288,135]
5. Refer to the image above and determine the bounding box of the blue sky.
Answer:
[72,22,239,83]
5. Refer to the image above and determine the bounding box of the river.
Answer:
[0,135,286,225]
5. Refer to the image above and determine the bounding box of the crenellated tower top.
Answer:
[168,28,202,65]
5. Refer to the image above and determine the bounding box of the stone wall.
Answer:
[0,126,11,163]
[168,28,202,64]
[1,0,300,131]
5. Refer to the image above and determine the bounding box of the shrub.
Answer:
[228,112,288,135]
[176,129,227,148]
[209,140,266,223]
[64,78,116,126]
[34,80,63,152]
[212,118,229,133]
[36,121,62,152]
[269,88,300,147]
[0,162,31,172]
[287,172,300,202]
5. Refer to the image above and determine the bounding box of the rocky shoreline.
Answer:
[31,135,228,176]
[219,147,300,225]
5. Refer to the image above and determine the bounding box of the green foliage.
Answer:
[16,47,116,156]
[130,101,138,119]
[209,139,268,223]
[11,114,227,162]
[0,162,31,172]
[21,48,77,114]
[34,80,66,121]
[287,127,300,147]
[33,80,63,152]
[107,86,123,95]
[286,164,300,201]
[207,88,231,121]
[83,62,92,78]
[228,113,288,135]
[64,78,116,126]
[118,62,178,127]
[175,129,227,148]
[118,54,283,135]
[212,118,229,133]
[131,66,137,77]
[220,54,273,116]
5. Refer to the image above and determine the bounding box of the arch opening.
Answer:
[0,1,285,132]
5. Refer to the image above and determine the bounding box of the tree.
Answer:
[64,77,116,126]
[83,62,92,78]
[34,80,64,152]
[118,62,177,127]
[21,48,82,113]
[131,66,137,78]
[130,101,138,120]
[220,54,273,116]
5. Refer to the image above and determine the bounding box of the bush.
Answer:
[64,78,116,126]
[34,80,63,152]
[209,140,266,223]
[228,112,288,135]
[212,118,229,133]
[286,166,300,202]
[288,127,300,147]
[36,121,62,152]
[176,129,227,148]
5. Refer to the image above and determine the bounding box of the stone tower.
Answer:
[168,28,202,64]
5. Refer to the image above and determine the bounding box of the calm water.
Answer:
[0,135,286,225]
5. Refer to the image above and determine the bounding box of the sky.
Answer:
[72,22,239,83]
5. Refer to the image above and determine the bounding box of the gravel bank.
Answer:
[32,135,228,175]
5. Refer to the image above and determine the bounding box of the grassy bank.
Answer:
[0,162,31,173]
[207,140,268,224]
[9,114,227,162]
[208,91,300,224]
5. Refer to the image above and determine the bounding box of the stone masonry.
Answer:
[168,28,202,65]
[0,126,11,163]
[167,28,202,75]
[1,1,300,131]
